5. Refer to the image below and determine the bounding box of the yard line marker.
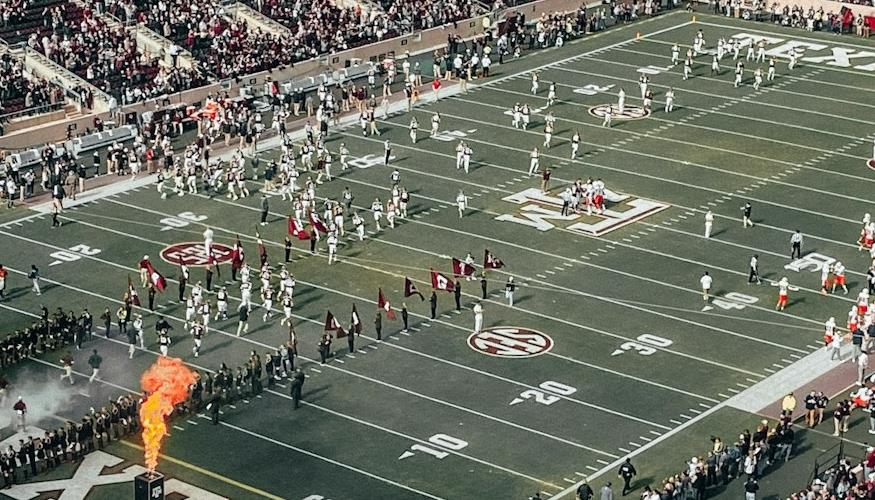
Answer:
[545,270,556,275]
[728,388,740,394]
[390,336,400,341]
[679,414,691,420]
[630,234,640,239]
[629,442,641,448]
[172,425,185,431]
[596,459,610,465]
[718,393,730,398]
[764,368,776,374]
[536,273,548,278]
[369,344,379,349]
[806,344,821,350]
[698,403,711,409]
[564,478,576,484]
[781,358,794,364]
[400,331,410,336]
[563,262,574,267]
[346,354,356,358]
[745,378,759,384]
[553,266,565,271]
[736,383,749,388]
[410,327,420,332]
[689,409,702,415]
[584,467,599,472]
[311,368,322,373]
[421,323,431,327]
[335,359,345,364]
[441,314,452,319]
[669,419,683,425]
[228,404,237,409]
[789,354,803,359]
[357,349,368,354]
[639,436,652,442]
[772,363,784,369]
[276,383,287,388]
[618,447,631,453]
[186,420,198,425]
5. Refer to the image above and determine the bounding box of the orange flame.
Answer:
[139,357,196,472]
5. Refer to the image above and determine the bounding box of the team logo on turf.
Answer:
[160,242,234,266]
[868,159,875,171]
[588,104,650,120]
[467,327,554,358]
[495,187,669,237]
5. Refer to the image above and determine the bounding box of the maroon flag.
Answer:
[138,258,167,292]
[452,257,476,278]
[288,217,311,240]
[404,277,425,301]
[325,310,347,337]
[231,236,245,270]
[430,268,455,292]
[484,249,505,269]
[378,288,397,320]
[351,304,362,334]
[310,212,329,234]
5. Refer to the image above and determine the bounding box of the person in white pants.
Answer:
[473,302,483,333]
[704,211,714,238]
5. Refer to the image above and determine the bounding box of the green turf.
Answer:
[2,10,875,499]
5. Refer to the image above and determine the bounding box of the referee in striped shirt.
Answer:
[791,230,803,260]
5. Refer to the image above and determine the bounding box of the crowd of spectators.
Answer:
[790,454,875,499]
[248,0,394,58]
[0,54,61,118]
[26,11,206,105]
[0,0,85,45]
[639,418,795,498]
[378,0,488,31]
[714,0,861,33]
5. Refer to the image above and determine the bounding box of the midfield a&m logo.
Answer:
[160,242,234,266]
[495,187,668,237]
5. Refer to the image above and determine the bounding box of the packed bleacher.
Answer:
[127,0,298,79]
[0,53,61,118]
[26,11,206,104]
[0,0,85,45]
[378,0,488,31]
[246,0,393,57]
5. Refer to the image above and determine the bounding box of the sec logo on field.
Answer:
[160,242,234,267]
[588,104,650,120]
[467,327,554,358]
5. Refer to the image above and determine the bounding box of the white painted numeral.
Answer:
[399,434,468,460]
[510,380,577,406]
[712,292,759,311]
[612,334,673,356]
[48,250,82,263]
[48,243,103,266]
[68,244,101,256]
[573,84,614,96]
[160,212,208,231]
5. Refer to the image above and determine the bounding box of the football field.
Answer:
[1,10,875,499]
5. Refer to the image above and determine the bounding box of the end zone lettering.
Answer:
[160,242,234,267]
[495,188,669,237]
